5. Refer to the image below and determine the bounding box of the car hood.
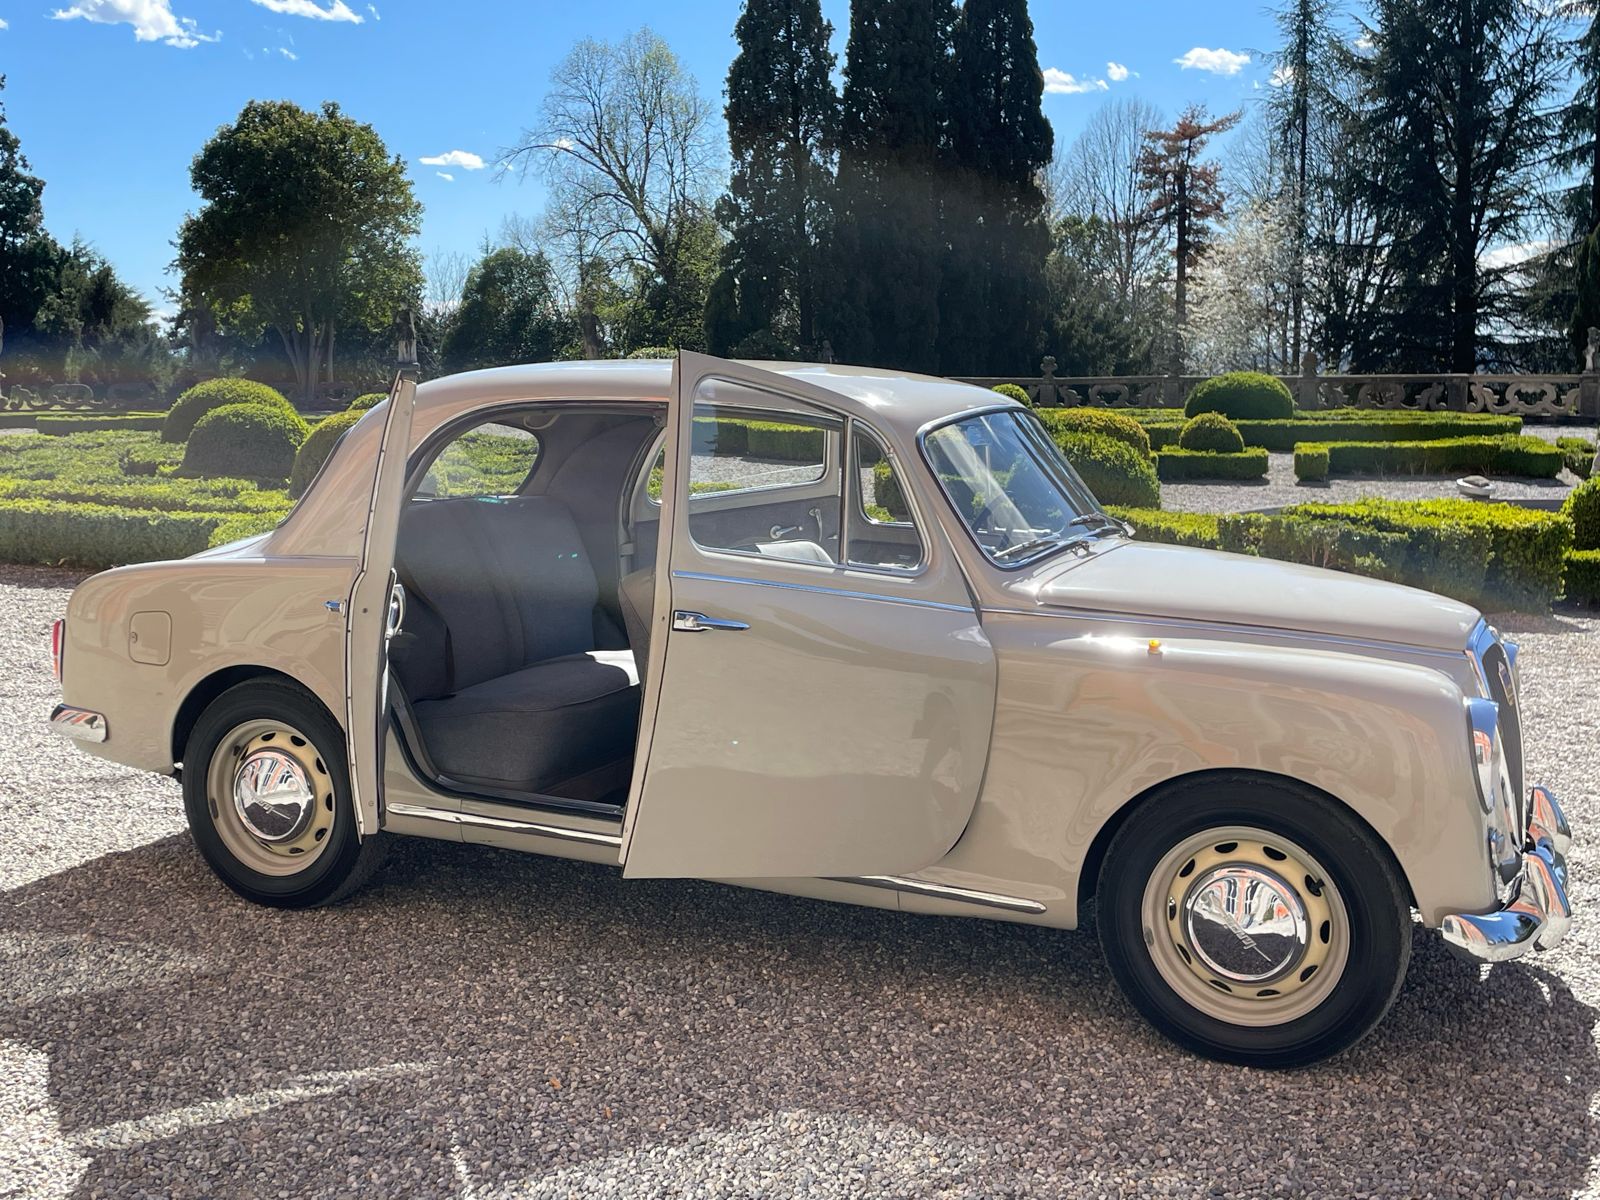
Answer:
[1021,540,1479,652]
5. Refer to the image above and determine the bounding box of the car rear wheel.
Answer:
[181,679,385,908]
[1096,774,1412,1068]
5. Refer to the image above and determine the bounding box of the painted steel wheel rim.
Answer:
[1139,825,1350,1028]
[206,719,337,877]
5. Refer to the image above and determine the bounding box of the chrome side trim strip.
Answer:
[672,569,972,613]
[385,801,623,848]
[982,605,1467,660]
[49,704,108,743]
[835,874,1047,914]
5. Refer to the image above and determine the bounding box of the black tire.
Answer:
[182,678,386,908]
[1096,773,1412,1068]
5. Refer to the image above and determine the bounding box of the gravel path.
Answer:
[2,564,1599,1197]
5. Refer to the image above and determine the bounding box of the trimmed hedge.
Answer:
[33,413,167,435]
[1293,436,1563,481]
[207,512,285,547]
[183,404,309,481]
[163,379,297,443]
[1056,432,1161,508]
[1282,500,1573,611]
[1179,412,1245,452]
[691,416,750,456]
[0,476,289,514]
[992,383,1032,406]
[745,420,827,461]
[1566,549,1600,605]
[349,393,386,412]
[0,500,245,568]
[1564,477,1600,550]
[1185,372,1295,421]
[1139,412,1523,451]
[1037,408,1152,457]
[1559,436,1594,480]
[1108,498,1572,610]
[1155,448,1270,481]
[290,411,363,498]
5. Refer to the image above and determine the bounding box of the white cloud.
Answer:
[0,17,9,28]
[277,45,296,58]
[552,137,574,151]
[436,171,454,182]
[366,3,378,17]
[1482,239,1557,271]
[1174,46,1250,75]
[51,0,217,47]
[1042,67,1108,95]
[419,149,485,170]
[1270,64,1293,88]
[1106,61,1129,82]
[248,0,361,22]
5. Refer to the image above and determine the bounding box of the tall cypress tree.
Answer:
[706,0,838,357]
[940,0,1053,375]
[827,0,955,370]
[1559,7,1600,237]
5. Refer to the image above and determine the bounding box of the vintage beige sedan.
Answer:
[50,352,1573,1067]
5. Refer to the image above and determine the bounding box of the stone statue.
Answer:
[1586,327,1600,374]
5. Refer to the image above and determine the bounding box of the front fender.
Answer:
[922,614,1489,928]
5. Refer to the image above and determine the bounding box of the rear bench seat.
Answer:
[391,496,640,797]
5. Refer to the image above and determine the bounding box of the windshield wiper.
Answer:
[1069,513,1133,537]
[992,534,1090,563]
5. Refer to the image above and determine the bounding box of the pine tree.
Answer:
[1135,105,1241,370]
[940,0,1053,375]
[1350,0,1563,371]
[1559,5,1600,236]
[827,0,955,371]
[708,0,838,356]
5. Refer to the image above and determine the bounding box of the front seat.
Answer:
[391,496,640,798]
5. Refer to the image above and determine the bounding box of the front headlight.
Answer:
[1466,697,1502,815]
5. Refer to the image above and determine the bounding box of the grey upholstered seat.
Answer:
[392,496,640,795]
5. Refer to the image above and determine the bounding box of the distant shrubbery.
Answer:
[1184,372,1295,421]
[1294,436,1563,481]
[1054,432,1161,508]
[162,378,297,443]
[1178,412,1245,453]
[182,404,309,481]
[991,383,1031,406]
[1036,408,1151,457]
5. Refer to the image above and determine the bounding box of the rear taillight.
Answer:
[51,618,64,682]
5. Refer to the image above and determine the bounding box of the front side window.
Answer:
[418,421,541,498]
[923,410,1119,567]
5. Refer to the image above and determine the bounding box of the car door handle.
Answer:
[673,610,750,633]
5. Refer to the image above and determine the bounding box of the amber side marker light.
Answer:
[51,618,65,682]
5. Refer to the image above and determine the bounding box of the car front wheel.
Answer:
[181,679,385,908]
[1096,774,1412,1068]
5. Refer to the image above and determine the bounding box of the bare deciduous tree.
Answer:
[424,249,471,316]
[502,28,721,356]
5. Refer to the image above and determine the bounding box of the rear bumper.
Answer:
[1440,786,1573,963]
[48,704,108,744]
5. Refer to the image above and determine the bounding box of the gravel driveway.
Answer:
[2,564,1598,1198]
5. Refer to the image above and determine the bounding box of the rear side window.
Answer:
[418,421,541,498]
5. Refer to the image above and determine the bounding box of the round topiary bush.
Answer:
[183,403,309,481]
[1040,408,1151,457]
[348,393,386,412]
[626,346,675,359]
[1563,477,1600,550]
[289,410,363,498]
[992,383,1032,406]
[1184,371,1294,422]
[162,378,297,443]
[1178,411,1246,453]
[1056,432,1161,509]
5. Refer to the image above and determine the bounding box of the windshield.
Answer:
[923,409,1118,567]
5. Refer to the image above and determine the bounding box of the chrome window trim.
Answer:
[672,569,973,614]
[981,604,1470,660]
[842,416,927,574]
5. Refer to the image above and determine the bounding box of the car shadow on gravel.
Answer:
[2,833,1597,1198]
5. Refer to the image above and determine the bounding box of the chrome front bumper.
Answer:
[48,704,107,743]
[1441,786,1573,963]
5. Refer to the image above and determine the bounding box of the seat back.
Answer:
[395,497,600,697]
[617,566,655,687]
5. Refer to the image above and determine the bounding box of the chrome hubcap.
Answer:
[1183,864,1310,983]
[233,749,316,843]
[1143,827,1348,1027]
[205,720,336,877]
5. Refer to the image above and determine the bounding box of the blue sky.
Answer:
[0,0,1284,313]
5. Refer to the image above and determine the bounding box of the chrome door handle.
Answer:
[770,524,802,539]
[673,610,750,633]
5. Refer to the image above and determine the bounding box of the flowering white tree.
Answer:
[1182,198,1296,375]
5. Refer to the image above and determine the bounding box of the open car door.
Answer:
[621,352,997,878]
[345,318,418,837]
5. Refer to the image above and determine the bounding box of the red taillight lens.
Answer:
[51,618,64,682]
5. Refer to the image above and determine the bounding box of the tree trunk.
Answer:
[325,318,337,392]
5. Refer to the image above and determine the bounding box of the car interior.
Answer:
[386,388,924,815]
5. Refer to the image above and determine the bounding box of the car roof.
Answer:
[413,357,1019,437]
